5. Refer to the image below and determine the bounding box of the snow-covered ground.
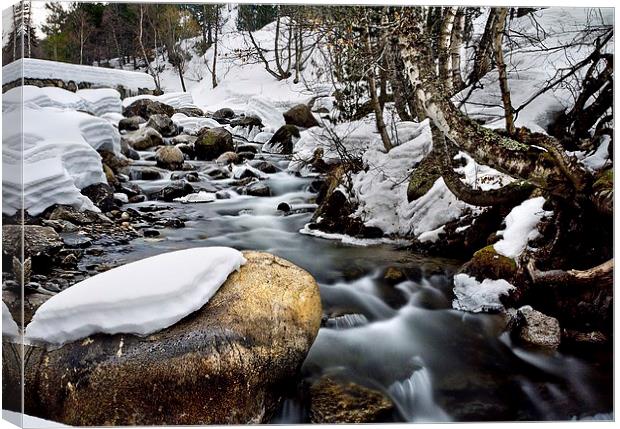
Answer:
[2,58,157,94]
[25,247,246,346]
[2,410,69,428]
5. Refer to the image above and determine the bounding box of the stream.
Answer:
[79,138,612,422]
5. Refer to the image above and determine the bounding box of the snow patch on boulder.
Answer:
[2,301,19,338]
[25,247,246,346]
[494,197,552,259]
[452,273,515,313]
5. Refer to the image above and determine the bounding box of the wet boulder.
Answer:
[12,252,322,426]
[216,151,239,165]
[283,104,319,128]
[118,116,144,132]
[149,181,195,202]
[243,182,271,197]
[263,125,300,155]
[122,127,164,151]
[514,306,561,350]
[121,166,166,181]
[231,114,263,129]
[249,160,278,174]
[236,144,258,154]
[175,107,204,117]
[212,107,235,120]
[195,127,234,161]
[203,166,232,180]
[237,151,255,162]
[155,146,185,170]
[123,98,174,120]
[120,139,141,160]
[146,114,179,137]
[81,183,117,212]
[309,376,394,423]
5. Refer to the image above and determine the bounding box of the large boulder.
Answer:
[123,99,175,120]
[122,127,164,151]
[155,146,185,170]
[195,127,234,161]
[9,252,321,426]
[514,306,561,350]
[146,114,179,137]
[263,125,300,155]
[212,107,235,120]
[283,104,319,128]
[175,107,204,117]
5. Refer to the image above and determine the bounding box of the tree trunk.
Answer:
[438,7,458,92]
[493,8,516,136]
[211,8,219,89]
[468,8,498,85]
[449,9,465,92]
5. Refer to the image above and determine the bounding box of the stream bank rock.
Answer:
[123,99,174,120]
[309,376,394,423]
[283,104,319,128]
[10,251,322,426]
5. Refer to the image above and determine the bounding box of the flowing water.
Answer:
[81,144,612,422]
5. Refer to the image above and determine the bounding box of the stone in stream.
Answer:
[514,306,561,350]
[146,114,179,137]
[120,139,141,160]
[263,124,299,155]
[175,106,204,117]
[216,151,240,165]
[212,107,235,120]
[6,252,321,426]
[155,146,185,170]
[122,127,164,150]
[149,181,195,202]
[237,151,255,162]
[123,98,175,120]
[243,182,271,197]
[283,104,320,128]
[171,134,198,145]
[277,202,291,212]
[81,183,117,212]
[231,114,263,129]
[170,171,200,182]
[194,127,234,161]
[249,160,278,174]
[236,144,258,153]
[120,166,166,181]
[309,376,394,423]
[118,116,144,132]
[203,166,231,180]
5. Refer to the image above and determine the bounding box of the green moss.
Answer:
[407,153,441,202]
[594,168,613,190]
[468,245,517,280]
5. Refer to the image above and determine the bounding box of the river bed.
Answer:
[79,147,612,423]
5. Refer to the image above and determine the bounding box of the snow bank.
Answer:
[494,197,551,259]
[2,58,157,93]
[3,410,69,428]
[171,113,220,134]
[3,86,122,117]
[452,273,515,313]
[2,301,19,338]
[123,92,198,110]
[25,247,246,346]
[2,106,116,215]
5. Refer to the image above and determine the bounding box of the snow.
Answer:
[3,85,122,116]
[299,224,407,247]
[456,8,614,133]
[174,191,217,203]
[171,113,220,134]
[25,247,246,346]
[3,106,113,216]
[123,92,199,110]
[452,273,515,313]
[580,136,612,172]
[2,58,157,94]
[2,301,19,338]
[493,197,552,259]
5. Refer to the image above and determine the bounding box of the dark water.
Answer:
[82,149,613,423]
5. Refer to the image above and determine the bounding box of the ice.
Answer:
[452,273,515,313]
[174,191,217,203]
[494,197,552,259]
[25,247,246,346]
[2,58,157,94]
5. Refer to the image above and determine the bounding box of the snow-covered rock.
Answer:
[494,197,552,259]
[17,251,322,426]
[2,301,19,338]
[26,247,246,346]
[123,92,198,110]
[171,112,220,134]
[174,191,217,203]
[452,273,515,313]
[2,58,157,94]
